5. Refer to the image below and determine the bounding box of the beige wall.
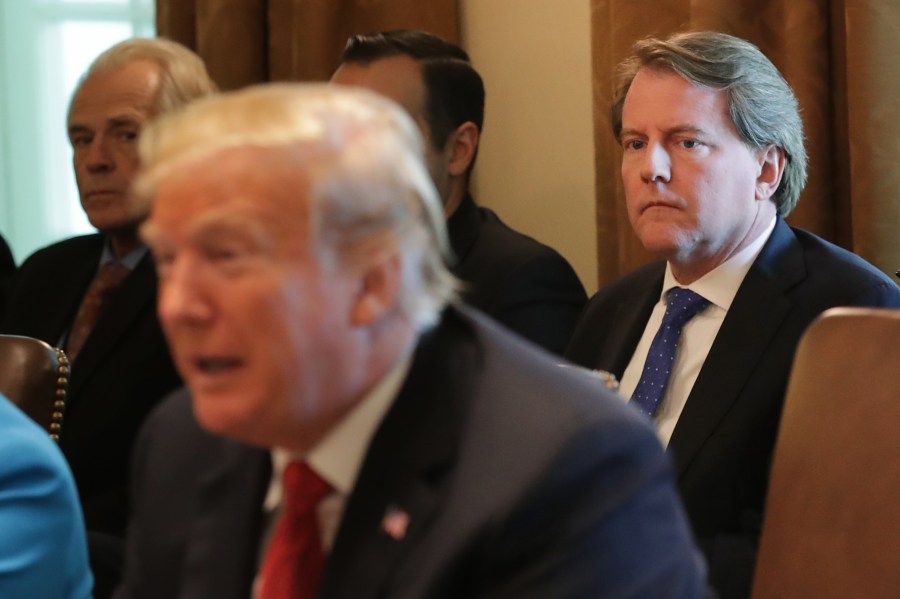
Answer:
[460,0,598,292]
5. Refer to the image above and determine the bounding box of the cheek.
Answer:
[252,280,320,373]
[620,158,638,185]
[119,150,141,175]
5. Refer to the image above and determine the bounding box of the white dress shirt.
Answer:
[252,348,413,596]
[619,217,776,446]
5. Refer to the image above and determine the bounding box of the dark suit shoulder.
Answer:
[564,261,665,368]
[581,261,665,310]
[5,234,102,299]
[785,226,900,306]
[121,388,268,599]
[17,234,104,271]
[459,204,577,277]
[0,234,14,271]
[464,306,641,426]
[425,308,708,597]
[1,234,103,335]
[0,233,16,316]
[134,387,236,471]
[449,201,587,355]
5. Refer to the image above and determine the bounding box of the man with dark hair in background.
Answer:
[566,31,900,599]
[333,30,587,356]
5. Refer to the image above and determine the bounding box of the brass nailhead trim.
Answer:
[50,349,69,444]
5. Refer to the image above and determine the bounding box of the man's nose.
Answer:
[85,137,114,172]
[641,143,671,183]
[157,259,213,328]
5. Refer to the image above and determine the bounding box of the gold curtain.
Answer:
[156,0,459,90]
[591,0,900,284]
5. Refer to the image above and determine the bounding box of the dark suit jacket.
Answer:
[116,307,707,599]
[447,194,587,355]
[0,234,181,537]
[0,232,16,314]
[566,219,900,598]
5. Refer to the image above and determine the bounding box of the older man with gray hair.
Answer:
[115,83,707,599]
[2,37,216,539]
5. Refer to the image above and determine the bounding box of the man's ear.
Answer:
[351,254,403,326]
[755,144,785,202]
[446,122,479,177]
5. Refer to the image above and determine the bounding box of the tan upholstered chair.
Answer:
[752,307,900,599]
[0,334,69,441]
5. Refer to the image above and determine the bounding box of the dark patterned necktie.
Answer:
[631,288,710,417]
[258,461,332,599]
[66,262,130,363]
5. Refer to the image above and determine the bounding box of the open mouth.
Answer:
[194,357,243,374]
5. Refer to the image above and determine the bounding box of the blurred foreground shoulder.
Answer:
[0,396,93,599]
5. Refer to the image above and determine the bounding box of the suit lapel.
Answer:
[445,194,481,266]
[320,309,479,599]
[600,270,663,378]
[181,441,270,599]
[68,252,157,396]
[39,238,103,345]
[669,220,805,476]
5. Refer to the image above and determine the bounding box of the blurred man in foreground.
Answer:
[116,83,707,598]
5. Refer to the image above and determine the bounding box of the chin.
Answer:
[636,224,690,256]
[87,212,142,235]
[638,235,681,257]
[190,392,253,440]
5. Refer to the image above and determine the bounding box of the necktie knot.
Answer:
[93,262,130,297]
[258,461,331,599]
[283,461,331,515]
[662,288,710,329]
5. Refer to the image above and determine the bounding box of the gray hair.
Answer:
[135,83,457,330]
[611,31,807,216]
[69,37,218,119]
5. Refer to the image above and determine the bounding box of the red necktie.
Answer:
[258,461,332,599]
[66,262,130,363]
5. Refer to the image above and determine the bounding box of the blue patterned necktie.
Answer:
[631,288,710,417]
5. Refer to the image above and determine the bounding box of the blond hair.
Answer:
[136,84,457,329]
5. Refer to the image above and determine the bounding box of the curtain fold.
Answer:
[591,0,900,284]
[157,0,459,89]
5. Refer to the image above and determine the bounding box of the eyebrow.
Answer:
[619,124,709,139]
[68,115,143,136]
[142,208,275,252]
[665,124,708,137]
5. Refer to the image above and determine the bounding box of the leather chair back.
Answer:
[0,334,69,441]
[752,307,900,598]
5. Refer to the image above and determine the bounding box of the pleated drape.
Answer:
[156,0,459,90]
[591,0,900,284]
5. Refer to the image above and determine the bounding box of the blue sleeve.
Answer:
[0,399,93,599]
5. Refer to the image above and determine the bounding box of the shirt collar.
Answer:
[100,239,148,271]
[662,216,776,310]
[266,345,415,508]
